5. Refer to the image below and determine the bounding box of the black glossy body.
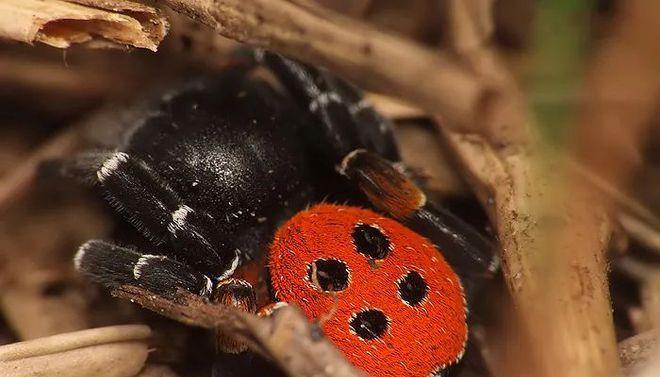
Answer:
[122,76,316,261]
[73,60,400,278]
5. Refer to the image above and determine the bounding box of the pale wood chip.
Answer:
[0,325,151,361]
[0,342,149,377]
[0,0,168,50]
[0,326,151,377]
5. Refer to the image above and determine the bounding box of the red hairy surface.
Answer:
[269,204,467,377]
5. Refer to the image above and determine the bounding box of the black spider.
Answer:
[56,50,497,377]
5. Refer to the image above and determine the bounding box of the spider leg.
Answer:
[58,151,239,278]
[339,150,498,303]
[255,50,399,162]
[74,239,212,298]
[211,278,258,354]
[76,240,275,374]
[77,240,261,356]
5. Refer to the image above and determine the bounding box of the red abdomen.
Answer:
[269,204,467,377]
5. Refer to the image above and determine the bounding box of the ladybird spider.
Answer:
[60,50,497,377]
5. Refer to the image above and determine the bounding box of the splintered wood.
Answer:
[0,0,168,50]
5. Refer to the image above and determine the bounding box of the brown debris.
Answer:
[0,0,168,50]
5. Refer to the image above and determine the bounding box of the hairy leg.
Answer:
[58,151,239,278]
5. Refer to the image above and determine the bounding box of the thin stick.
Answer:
[113,286,365,377]
[159,0,492,134]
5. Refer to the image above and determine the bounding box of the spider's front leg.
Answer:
[58,142,278,374]
[75,240,264,367]
[74,239,213,299]
[57,151,239,278]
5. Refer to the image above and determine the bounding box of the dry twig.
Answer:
[438,1,619,377]
[158,0,492,134]
[113,286,365,377]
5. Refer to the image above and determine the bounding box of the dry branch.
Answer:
[113,286,365,377]
[158,0,492,134]
[439,1,619,377]
[0,0,168,50]
[572,0,660,355]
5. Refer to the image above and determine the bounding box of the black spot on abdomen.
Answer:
[398,270,429,306]
[350,309,389,340]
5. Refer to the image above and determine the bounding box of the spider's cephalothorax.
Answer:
[65,51,497,377]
